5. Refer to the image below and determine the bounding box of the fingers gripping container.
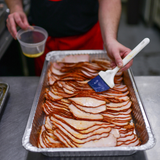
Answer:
[22,50,155,157]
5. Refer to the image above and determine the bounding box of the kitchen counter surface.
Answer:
[0,76,159,160]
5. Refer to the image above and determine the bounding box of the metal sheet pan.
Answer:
[22,50,155,157]
[0,82,9,116]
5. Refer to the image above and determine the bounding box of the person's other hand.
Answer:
[105,39,132,71]
[6,11,32,39]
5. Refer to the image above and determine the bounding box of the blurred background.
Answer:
[0,0,160,76]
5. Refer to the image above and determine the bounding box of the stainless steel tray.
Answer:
[0,82,9,116]
[22,50,155,157]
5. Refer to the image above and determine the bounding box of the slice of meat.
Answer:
[53,129,74,148]
[102,113,131,119]
[124,137,140,146]
[81,66,98,73]
[53,117,110,138]
[75,133,117,148]
[53,114,113,131]
[42,103,50,115]
[118,134,135,142]
[38,125,47,148]
[44,131,65,148]
[113,84,128,92]
[82,62,102,71]
[105,89,123,94]
[52,117,110,144]
[45,89,63,101]
[43,101,72,117]
[74,104,106,114]
[106,100,129,108]
[69,104,103,120]
[51,85,77,98]
[91,59,111,68]
[80,125,112,134]
[119,130,133,137]
[52,62,74,70]
[57,81,76,92]
[61,55,90,63]
[44,116,53,131]
[47,70,58,85]
[69,97,106,107]
[77,80,90,84]
[117,135,140,147]
[110,129,120,138]
[57,99,71,106]
[115,122,130,126]
[51,66,65,76]
[80,70,94,78]
[74,91,108,102]
[106,101,132,111]
[114,77,123,84]
[103,108,132,115]
[115,71,123,77]
[106,96,130,103]
[45,134,62,145]
[101,91,129,98]
[63,88,75,94]
[68,81,93,91]
[46,100,69,109]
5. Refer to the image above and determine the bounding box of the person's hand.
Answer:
[105,39,132,71]
[6,11,32,39]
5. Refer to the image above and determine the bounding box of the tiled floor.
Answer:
[118,4,160,76]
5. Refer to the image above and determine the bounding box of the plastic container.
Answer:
[17,26,48,58]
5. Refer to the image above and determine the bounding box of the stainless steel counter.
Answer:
[0,76,159,160]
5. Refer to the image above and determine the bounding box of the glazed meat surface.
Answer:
[38,55,140,148]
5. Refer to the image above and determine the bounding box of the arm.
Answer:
[98,0,132,71]
[5,0,31,39]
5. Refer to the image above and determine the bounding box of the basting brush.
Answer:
[88,38,150,92]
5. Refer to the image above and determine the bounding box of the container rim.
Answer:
[17,26,48,47]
